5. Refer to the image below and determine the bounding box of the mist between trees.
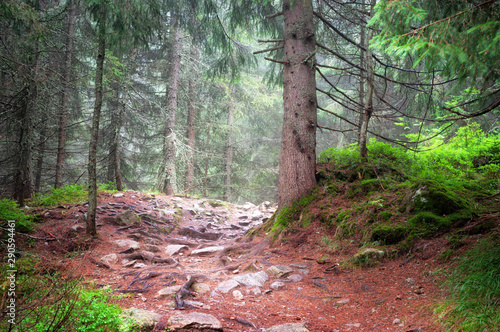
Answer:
[1,0,498,223]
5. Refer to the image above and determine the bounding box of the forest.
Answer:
[0,0,499,331]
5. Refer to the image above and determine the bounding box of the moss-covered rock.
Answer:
[402,180,468,215]
[371,225,407,244]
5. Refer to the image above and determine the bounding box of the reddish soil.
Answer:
[19,191,480,332]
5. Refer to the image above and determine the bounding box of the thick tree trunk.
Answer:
[184,44,198,192]
[359,0,376,161]
[224,87,235,201]
[55,0,76,189]
[278,0,318,209]
[87,16,106,236]
[14,84,36,206]
[159,23,182,195]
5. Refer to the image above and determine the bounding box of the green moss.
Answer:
[371,225,407,245]
[379,211,393,221]
[412,181,468,215]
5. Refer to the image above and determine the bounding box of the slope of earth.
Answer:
[16,190,491,332]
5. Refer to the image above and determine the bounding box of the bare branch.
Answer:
[264,57,289,65]
[253,44,284,55]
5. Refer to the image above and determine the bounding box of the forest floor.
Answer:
[22,190,483,332]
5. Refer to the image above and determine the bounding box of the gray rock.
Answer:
[165,244,189,256]
[266,323,310,332]
[192,282,211,294]
[353,248,385,264]
[113,193,125,198]
[120,308,161,332]
[287,274,303,283]
[335,298,350,307]
[190,246,225,256]
[270,281,285,290]
[101,253,118,264]
[155,285,181,299]
[238,220,251,226]
[116,210,140,226]
[144,244,161,253]
[115,239,140,250]
[290,262,308,269]
[251,210,263,220]
[298,269,310,275]
[133,262,147,269]
[215,279,240,293]
[267,265,294,278]
[233,271,269,288]
[232,290,244,300]
[167,312,222,331]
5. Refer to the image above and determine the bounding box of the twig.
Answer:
[253,44,284,55]
[264,57,289,65]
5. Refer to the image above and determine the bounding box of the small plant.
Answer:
[0,198,35,232]
[36,184,87,206]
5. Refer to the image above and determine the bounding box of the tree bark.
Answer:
[159,22,182,195]
[87,12,106,236]
[278,0,318,209]
[34,121,47,192]
[358,0,366,134]
[107,84,123,191]
[184,44,198,192]
[224,86,235,202]
[359,0,376,161]
[55,0,76,189]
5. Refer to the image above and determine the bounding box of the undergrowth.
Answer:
[0,198,35,233]
[0,255,132,332]
[35,184,87,206]
[437,235,500,331]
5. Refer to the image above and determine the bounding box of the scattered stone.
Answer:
[298,269,310,275]
[335,298,350,307]
[190,246,225,256]
[393,318,401,325]
[165,245,189,256]
[155,286,182,299]
[290,262,308,269]
[115,239,140,250]
[238,220,251,226]
[101,253,118,264]
[345,323,361,328]
[192,282,211,294]
[233,271,269,287]
[120,308,161,332]
[353,248,385,264]
[287,274,303,283]
[215,279,240,294]
[116,210,141,226]
[267,265,294,278]
[270,281,285,290]
[233,290,244,300]
[144,244,160,253]
[113,193,125,198]
[178,227,222,241]
[266,323,310,332]
[251,210,263,220]
[71,224,85,231]
[133,262,147,269]
[241,202,256,211]
[167,312,222,331]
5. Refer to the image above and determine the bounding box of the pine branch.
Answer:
[266,12,283,19]
[264,57,289,65]
[258,39,284,43]
[253,44,284,55]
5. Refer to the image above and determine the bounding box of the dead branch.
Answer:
[258,39,284,43]
[253,44,284,55]
[266,11,283,19]
[128,272,162,288]
[264,57,289,65]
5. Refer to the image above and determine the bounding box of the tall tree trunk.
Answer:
[359,0,376,161]
[34,121,47,192]
[224,86,235,201]
[203,108,212,198]
[14,83,36,206]
[55,0,76,189]
[87,15,106,236]
[159,22,182,195]
[278,0,318,209]
[184,44,198,192]
[107,85,123,191]
[358,0,366,134]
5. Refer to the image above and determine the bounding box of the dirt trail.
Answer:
[32,191,446,331]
